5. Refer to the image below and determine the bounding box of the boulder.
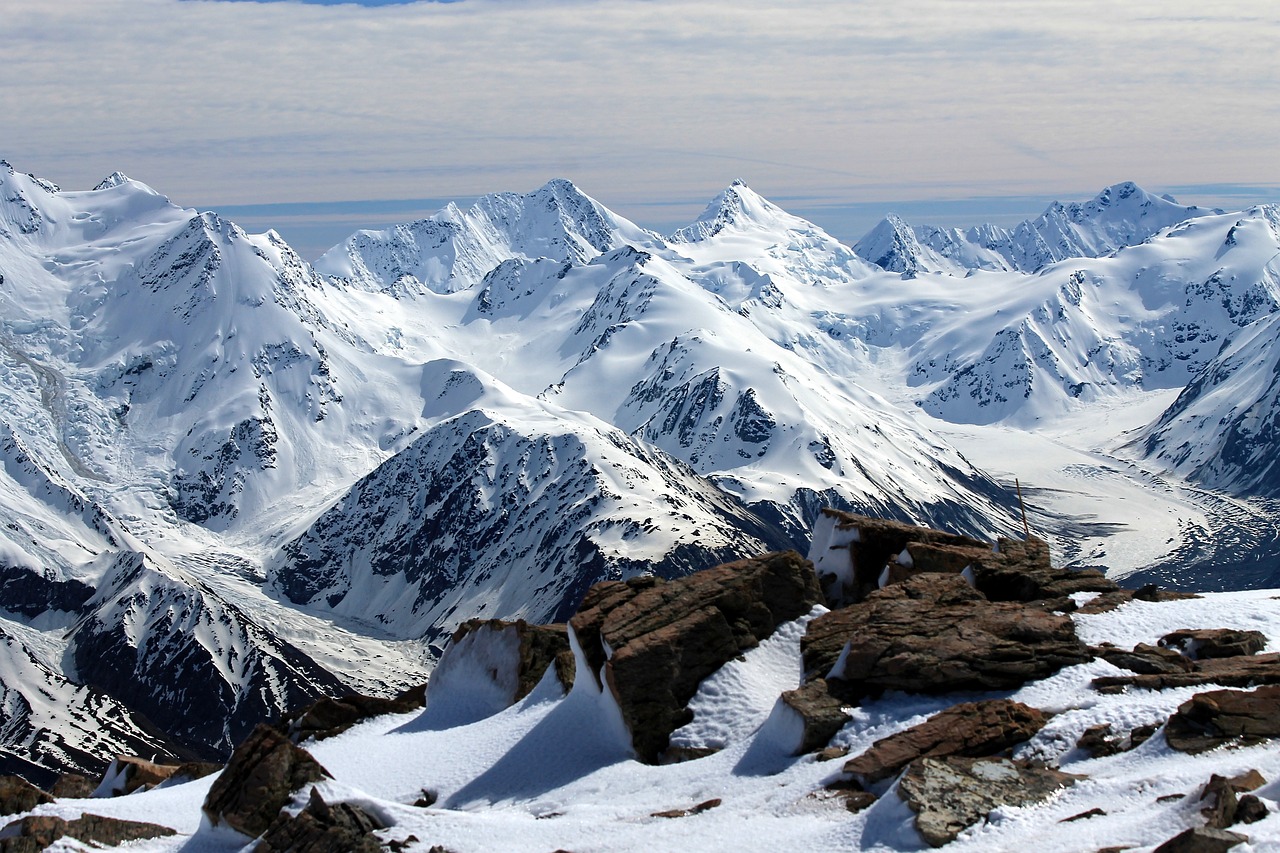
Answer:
[843,699,1048,785]
[1165,685,1280,753]
[802,574,1092,700]
[569,550,825,763]
[897,756,1082,847]
[777,680,853,755]
[202,724,332,838]
[257,786,385,853]
[1160,629,1268,660]
[283,683,428,744]
[0,777,52,817]
[0,813,175,852]
[1152,826,1248,853]
[94,756,185,797]
[1200,772,1267,829]
[1093,653,1280,694]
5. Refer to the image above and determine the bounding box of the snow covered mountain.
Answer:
[854,181,1221,276]
[2,155,1279,785]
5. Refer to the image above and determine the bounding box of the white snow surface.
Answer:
[14,590,1280,852]
[4,155,1280,780]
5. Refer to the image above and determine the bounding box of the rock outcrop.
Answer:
[1094,653,1280,693]
[569,550,824,762]
[1160,629,1268,660]
[94,755,220,797]
[807,510,1117,607]
[897,756,1082,847]
[1165,685,1280,753]
[257,786,385,853]
[843,699,1047,785]
[802,573,1092,701]
[0,813,175,852]
[283,684,428,744]
[202,724,331,838]
[0,777,52,817]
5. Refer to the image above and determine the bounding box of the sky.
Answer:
[4,0,1279,259]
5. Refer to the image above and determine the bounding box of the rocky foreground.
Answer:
[5,511,1280,851]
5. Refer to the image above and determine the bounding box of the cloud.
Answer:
[3,0,1278,242]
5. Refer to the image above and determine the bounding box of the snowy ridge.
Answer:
[855,182,1221,276]
[1,157,1279,783]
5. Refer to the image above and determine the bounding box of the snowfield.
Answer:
[14,588,1280,852]
[2,156,1280,796]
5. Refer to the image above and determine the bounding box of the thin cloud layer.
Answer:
[4,0,1278,248]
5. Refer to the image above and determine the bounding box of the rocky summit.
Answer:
[6,513,1280,851]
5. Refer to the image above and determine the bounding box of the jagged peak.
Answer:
[93,171,133,191]
[669,181,791,243]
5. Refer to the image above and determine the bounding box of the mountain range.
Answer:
[1,159,1278,782]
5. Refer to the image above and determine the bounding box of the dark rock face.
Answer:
[0,813,176,852]
[1166,685,1280,753]
[0,776,53,816]
[1094,654,1280,693]
[257,787,385,853]
[802,574,1092,700]
[897,756,1082,847]
[202,724,331,839]
[1152,826,1249,853]
[1160,629,1268,660]
[843,700,1047,785]
[569,550,824,763]
[283,684,428,745]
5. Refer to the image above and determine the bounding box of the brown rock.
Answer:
[0,776,53,816]
[1165,684,1280,753]
[1061,807,1107,822]
[778,679,853,755]
[1093,653,1280,694]
[283,682,428,745]
[1159,629,1268,660]
[809,511,990,605]
[1235,794,1268,824]
[1094,643,1195,675]
[569,550,825,763]
[1152,826,1248,853]
[1202,771,1270,829]
[803,574,1092,700]
[202,724,332,838]
[843,699,1047,785]
[97,755,184,797]
[0,813,176,852]
[897,756,1082,847]
[256,787,384,853]
[46,774,94,800]
[1075,722,1159,758]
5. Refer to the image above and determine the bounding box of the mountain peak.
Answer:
[93,171,133,191]
[668,181,788,243]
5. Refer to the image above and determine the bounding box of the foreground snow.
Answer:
[17,588,1280,852]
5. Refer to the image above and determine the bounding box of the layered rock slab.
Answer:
[568,550,824,762]
[802,574,1092,700]
[843,699,1047,785]
[1165,684,1280,753]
